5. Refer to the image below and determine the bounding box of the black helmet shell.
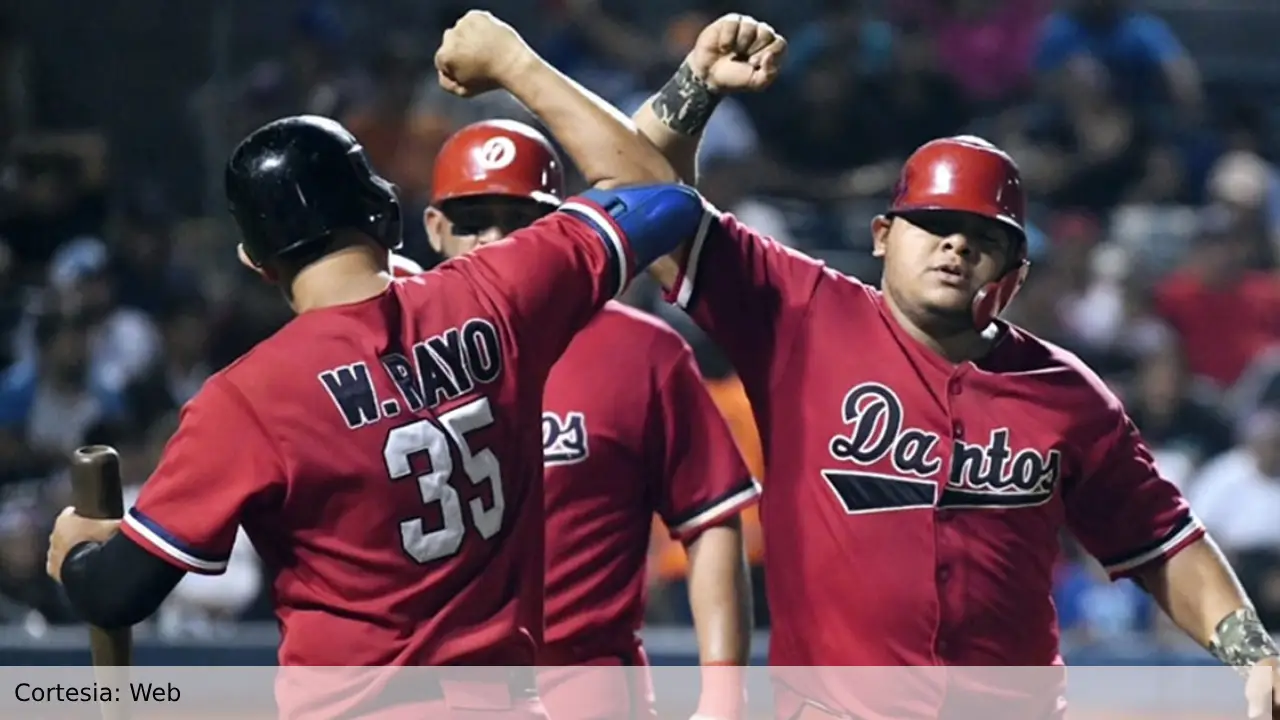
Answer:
[225,115,403,265]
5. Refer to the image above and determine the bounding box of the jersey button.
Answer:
[937,564,951,582]
[949,379,962,396]
[952,421,964,438]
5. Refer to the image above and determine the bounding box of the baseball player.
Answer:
[623,13,1280,720]
[44,11,709,719]
[419,118,758,720]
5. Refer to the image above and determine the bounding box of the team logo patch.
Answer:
[822,382,1060,513]
[478,136,517,171]
[543,411,589,466]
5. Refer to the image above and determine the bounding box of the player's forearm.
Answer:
[60,533,185,629]
[631,63,721,289]
[684,520,752,664]
[630,63,715,186]
[499,53,676,189]
[1135,536,1278,671]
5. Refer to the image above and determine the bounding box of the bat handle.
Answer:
[67,444,134,720]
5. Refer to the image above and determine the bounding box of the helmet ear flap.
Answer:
[374,193,404,251]
[348,148,403,251]
[971,259,1029,328]
[238,241,262,269]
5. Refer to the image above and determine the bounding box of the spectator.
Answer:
[1035,0,1202,114]
[1209,102,1280,256]
[126,295,212,431]
[1019,59,1170,214]
[1155,207,1280,391]
[1054,538,1158,650]
[1044,215,1110,345]
[0,132,109,281]
[46,238,162,391]
[834,21,972,199]
[892,0,1049,110]
[1188,410,1280,556]
[1230,545,1280,632]
[0,311,125,486]
[107,188,200,317]
[540,0,669,106]
[782,0,893,81]
[190,0,366,199]
[239,0,364,127]
[755,30,968,204]
[1126,344,1234,490]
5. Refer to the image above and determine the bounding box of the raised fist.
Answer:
[686,14,787,93]
[435,10,533,97]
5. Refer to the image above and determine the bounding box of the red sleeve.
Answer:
[1065,399,1205,581]
[650,340,760,541]
[120,378,283,575]
[663,210,824,403]
[463,197,633,378]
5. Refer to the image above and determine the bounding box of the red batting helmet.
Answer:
[431,119,564,208]
[887,135,1029,328]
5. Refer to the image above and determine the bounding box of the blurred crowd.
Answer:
[0,0,1277,656]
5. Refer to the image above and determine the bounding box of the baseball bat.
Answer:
[69,445,133,720]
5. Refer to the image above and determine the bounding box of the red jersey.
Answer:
[665,211,1203,716]
[120,200,634,673]
[537,301,757,663]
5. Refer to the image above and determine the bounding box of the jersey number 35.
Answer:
[382,397,505,564]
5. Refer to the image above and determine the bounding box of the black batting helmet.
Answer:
[225,115,402,266]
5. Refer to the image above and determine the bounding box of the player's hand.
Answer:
[1244,656,1278,719]
[685,14,787,93]
[46,506,120,584]
[435,10,536,98]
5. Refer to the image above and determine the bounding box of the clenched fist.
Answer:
[686,14,787,93]
[435,11,534,97]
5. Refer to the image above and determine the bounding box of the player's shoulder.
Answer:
[715,208,826,270]
[209,316,331,401]
[170,362,252,425]
[997,324,1124,415]
[198,341,277,410]
[996,324,1096,378]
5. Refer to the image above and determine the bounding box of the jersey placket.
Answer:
[935,366,970,663]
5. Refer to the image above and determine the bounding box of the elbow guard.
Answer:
[565,183,708,271]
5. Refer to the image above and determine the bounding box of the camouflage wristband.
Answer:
[1208,608,1279,677]
[651,62,722,137]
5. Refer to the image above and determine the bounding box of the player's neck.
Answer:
[886,297,996,364]
[288,247,393,314]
